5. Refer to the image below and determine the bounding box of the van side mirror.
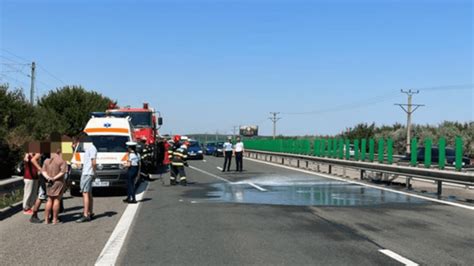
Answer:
[158,117,163,126]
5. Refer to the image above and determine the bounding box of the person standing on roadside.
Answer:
[234,136,244,172]
[42,148,67,224]
[22,142,42,215]
[123,142,140,204]
[30,151,50,223]
[76,136,97,223]
[222,137,233,172]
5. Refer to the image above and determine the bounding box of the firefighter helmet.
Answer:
[173,135,181,143]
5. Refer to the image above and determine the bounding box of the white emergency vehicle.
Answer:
[69,113,140,195]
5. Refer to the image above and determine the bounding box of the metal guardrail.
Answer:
[0,176,23,196]
[245,149,474,195]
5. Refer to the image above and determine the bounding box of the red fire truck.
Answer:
[106,102,166,173]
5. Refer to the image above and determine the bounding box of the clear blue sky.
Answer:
[1,0,472,136]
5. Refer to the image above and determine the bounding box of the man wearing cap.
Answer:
[76,135,97,223]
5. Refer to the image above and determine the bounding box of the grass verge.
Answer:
[0,188,23,209]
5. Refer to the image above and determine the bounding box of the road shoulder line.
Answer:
[379,249,418,266]
[95,181,148,265]
[247,182,267,192]
[189,165,231,183]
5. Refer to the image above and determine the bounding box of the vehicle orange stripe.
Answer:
[84,128,129,133]
[121,154,129,161]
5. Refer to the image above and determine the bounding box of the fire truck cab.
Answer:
[106,103,165,173]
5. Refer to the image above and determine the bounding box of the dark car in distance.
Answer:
[205,142,217,155]
[401,147,471,167]
[213,142,224,157]
[187,141,204,160]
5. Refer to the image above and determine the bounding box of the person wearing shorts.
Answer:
[30,153,48,223]
[76,137,97,223]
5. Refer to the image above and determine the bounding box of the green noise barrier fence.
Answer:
[244,136,467,171]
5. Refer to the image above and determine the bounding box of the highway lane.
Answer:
[1,155,472,265]
[117,156,474,265]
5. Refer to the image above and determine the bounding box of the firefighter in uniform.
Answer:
[168,135,188,186]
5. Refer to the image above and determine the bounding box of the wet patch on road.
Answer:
[207,175,427,207]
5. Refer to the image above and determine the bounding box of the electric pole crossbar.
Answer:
[395,89,424,154]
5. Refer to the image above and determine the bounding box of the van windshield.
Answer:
[76,136,129,153]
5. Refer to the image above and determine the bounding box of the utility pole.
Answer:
[395,89,424,154]
[30,61,36,105]
[269,112,282,140]
[232,125,241,138]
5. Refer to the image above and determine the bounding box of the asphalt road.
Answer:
[1,155,473,265]
[0,187,128,265]
[118,156,474,265]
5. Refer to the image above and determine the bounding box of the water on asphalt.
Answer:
[207,174,427,206]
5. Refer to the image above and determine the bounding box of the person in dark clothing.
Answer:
[168,135,188,186]
[234,136,244,172]
[222,137,233,172]
[157,138,165,167]
[123,142,140,204]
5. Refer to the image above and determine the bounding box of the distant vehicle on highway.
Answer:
[204,142,217,155]
[401,147,471,167]
[213,142,224,157]
[342,144,355,157]
[187,141,204,160]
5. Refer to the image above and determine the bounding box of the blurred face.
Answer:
[26,141,41,154]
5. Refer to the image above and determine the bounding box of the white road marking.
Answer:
[189,165,231,183]
[95,181,148,266]
[379,249,418,266]
[244,157,474,211]
[217,166,223,171]
[190,166,268,192]
[203,160,207,162]
[191,200,198,204]
[247,182,267,192]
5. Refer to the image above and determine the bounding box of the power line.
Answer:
[0,73,29,87]
[0,48,30,63]
[0,62,31,77]
[418,84,473,92]
[282,91,399,116]
[37,64,66,85]
[1,49,67,87]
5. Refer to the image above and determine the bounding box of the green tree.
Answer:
[0,84,34,178]
[37,86,113,137]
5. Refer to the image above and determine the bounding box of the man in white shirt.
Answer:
[77,135,97,223]
[234,136,244,172]
[222,137,233,172]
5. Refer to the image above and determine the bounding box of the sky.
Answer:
[1,0,472,136]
